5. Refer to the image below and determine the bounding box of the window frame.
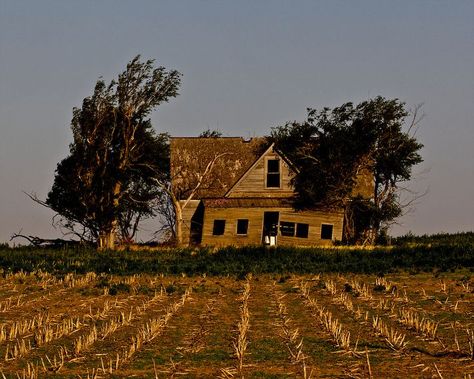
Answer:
[265,157,281,188]
[236,219,249,236]
[279,221,296,237]
[296,223,309,238]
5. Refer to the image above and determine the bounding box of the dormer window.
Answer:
[266,159,280,188]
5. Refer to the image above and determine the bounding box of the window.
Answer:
[279,222,309,238]
[296,223,309,238]
[236,219,249,235]
[266,159,280,188]
[280,221,295,236]
[212,220,226,235]
[321,224,333,240]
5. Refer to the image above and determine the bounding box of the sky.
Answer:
[0,0,473,244]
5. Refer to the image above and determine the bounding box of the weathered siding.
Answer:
[228,147,294,198]
[179,200,200,245]
[200,206,343,247]
[277,209,343,246]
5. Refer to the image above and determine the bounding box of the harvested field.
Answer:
[1,271,474,378]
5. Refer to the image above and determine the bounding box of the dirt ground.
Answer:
[0,270,474,378]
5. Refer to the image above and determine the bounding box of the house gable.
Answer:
[225,144,295,198]
[170,137,267,200]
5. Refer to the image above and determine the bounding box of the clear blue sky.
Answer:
[1,0,473,243]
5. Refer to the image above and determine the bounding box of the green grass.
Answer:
[0,234,473,276]
[393,231,474,246]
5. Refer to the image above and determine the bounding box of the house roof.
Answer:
[222,142,298,198]
[202,198,293,208]
[170,137,269,199]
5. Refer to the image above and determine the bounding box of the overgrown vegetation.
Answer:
[392,231,474,246]
[270,97,424,244]
[1,233,473,276]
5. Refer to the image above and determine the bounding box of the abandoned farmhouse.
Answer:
[171,137,372,247]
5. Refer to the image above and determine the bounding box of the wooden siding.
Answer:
[227,147,294,198]
[179,200,200,244]
[200,206,343,247]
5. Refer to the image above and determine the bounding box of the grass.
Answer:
[0,236,473,277]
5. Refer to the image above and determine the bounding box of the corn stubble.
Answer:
[99,287,191,374]
[220,275,252,379]
[1,272,474,377]
[297,281,354,354]
[272,283,312,378]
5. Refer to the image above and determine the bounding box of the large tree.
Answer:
[271,97,423,244]
[46,56,180,249]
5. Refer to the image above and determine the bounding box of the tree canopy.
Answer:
[270,96,423,243]
[199,128,223,138]
[46,56,181,248]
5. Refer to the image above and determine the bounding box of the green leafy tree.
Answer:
[46,56,180,249]
[271,97,423,244]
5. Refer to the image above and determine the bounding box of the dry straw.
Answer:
[220,275,252,379]
[272,283,312,378]
[297,281,354,355]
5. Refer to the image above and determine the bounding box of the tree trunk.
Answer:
[342,204,355,244]
[97,182,121,250]
[368,221,380,245]
[175,203,184,247]
[369,179,381,245]
[98,224,116,250]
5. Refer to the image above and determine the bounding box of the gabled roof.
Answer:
[170,137,269,199]
[223,143,297,198]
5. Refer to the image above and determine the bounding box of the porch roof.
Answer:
[202,198,293,208]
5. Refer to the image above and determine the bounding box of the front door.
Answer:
[262,211,279,245]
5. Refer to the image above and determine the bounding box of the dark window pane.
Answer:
[266,159,280,187]
[280,221,295,237]
[236,219,249,235]
[267,159,280,173]
[296,223,309,238]
[213,220,226,235]
[267,173,280,187]
[321,224,333,240]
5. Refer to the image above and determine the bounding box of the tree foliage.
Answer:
[46,56,180,248]
[271,96,423,243]
[199,128,223,138]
